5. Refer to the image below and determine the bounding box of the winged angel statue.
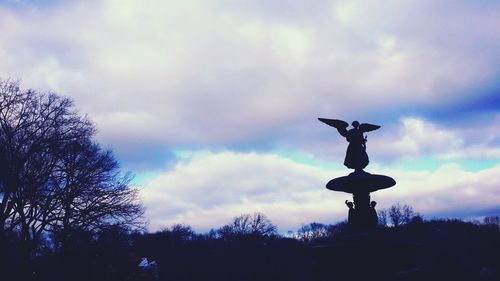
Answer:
[318,118,380,171]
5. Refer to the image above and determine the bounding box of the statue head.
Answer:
[352,121,359,128]
[345,200,354,209]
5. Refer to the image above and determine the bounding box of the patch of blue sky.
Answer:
[458,159,499,172]
[387,157,442,171]
[132,171,162,186]
[129,150,194,186]
[274,149,342,170]
[425,206,500,222]
[0,0,66,7]
[274,150,499,172]
[389,157,498,172]
[417,83,500,125]
[172,148,342,171]
[173,149,212,160]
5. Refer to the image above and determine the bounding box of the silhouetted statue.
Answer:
[320,118,394,232]
[369,201,378,228]
[345,200,357,226]
[318,118,380,171]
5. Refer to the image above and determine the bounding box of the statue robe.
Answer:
[344,128,369,170]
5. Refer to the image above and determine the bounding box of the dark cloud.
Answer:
[420,89,500,124]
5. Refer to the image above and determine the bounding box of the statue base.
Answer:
[326,170,396,231]
[309,233,420,281]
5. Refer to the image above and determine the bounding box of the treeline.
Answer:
[5,210,500,281]
[124,213,500,281]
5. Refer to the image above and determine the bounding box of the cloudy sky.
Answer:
[1,0,499,233]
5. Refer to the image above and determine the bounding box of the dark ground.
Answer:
[1,219,499,281]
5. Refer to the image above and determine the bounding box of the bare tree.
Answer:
[483,216,500,227]
[401,204,416,225]
[157,224,196,242]
[383,202,418,227]
[0,80,93,255]
[297,222,329,242]
[218,213,277,237]
[378,209,388,227]
[51,140,144,252]
[389,204,403,227]
[0,80,143,259]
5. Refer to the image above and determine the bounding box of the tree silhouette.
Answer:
[378,202,419,227]
[389,204,403,227]
[297,222,329,242]
[217,213,277,238]
[51,139,144,253]
[0,80,143,270]
[378,209,388,226]
[0,80,94,264]
[483,216,500,227]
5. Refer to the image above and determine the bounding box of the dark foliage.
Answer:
[216,212,278,239]
[3,217,495,281]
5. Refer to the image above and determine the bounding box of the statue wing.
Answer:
[318,118,348,137]
[359,123,381,133]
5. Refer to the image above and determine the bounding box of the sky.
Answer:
[0,0,499,233]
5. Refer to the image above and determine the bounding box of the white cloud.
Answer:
[141,151,336,231]
[375,163,500,217]
[369,117,500,161]
[141,150,500,232]
[372,117,461,159]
